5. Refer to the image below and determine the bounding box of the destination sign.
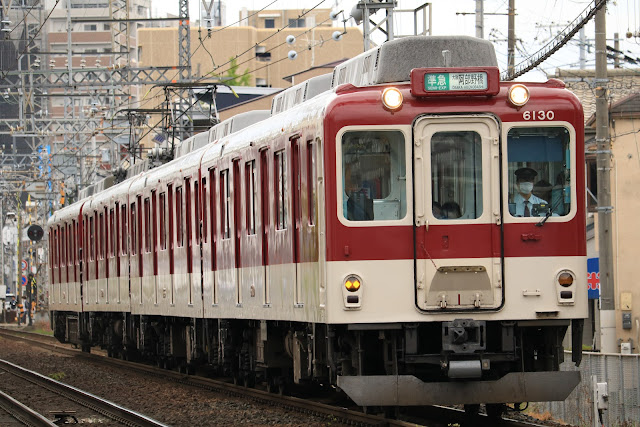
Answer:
[425,72,488,91]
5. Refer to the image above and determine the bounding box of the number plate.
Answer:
[425,72,488,91]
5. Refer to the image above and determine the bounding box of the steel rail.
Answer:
[0,389,56,427]
[0,357,168,427]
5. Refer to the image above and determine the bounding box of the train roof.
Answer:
[330,35,497,89]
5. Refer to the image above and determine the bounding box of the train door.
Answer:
[413,115,503,311]
[290,137,303,306]
[259,150,270,305]
[232,159,242,305]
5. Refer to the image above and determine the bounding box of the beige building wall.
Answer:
[557,67,640,353]
[240,8,333,30]
[607,114,640,351]
[137,26,362,89]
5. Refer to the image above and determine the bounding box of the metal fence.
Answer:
[534,351,640,427]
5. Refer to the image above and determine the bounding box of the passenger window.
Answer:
[431,131,483,220]
[245,160,256,235]
[275,150,287,229]
[221,170,231,239]
[176,187,184,247]
[341,130,407,221]
[130,203,137,255]
[159,193,167,250]
[144,198,151,253]
[507,127,571,218]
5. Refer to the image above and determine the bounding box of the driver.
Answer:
[513,167,547,217]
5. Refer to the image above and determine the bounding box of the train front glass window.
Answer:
[507,126,571,218]
[341,130,407,221]
[431,131,483,220]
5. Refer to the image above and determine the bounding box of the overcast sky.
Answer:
[152,0,640,81]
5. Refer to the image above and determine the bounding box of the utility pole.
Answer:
[507,0,515,79]
[579,27,586,69]
[595,4,616,354]
[476,0,484,39]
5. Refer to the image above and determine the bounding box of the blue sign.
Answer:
[587,257,600,299]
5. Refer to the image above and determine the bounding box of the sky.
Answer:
[152,0,640,81]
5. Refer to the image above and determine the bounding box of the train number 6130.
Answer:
[523,110,555,120]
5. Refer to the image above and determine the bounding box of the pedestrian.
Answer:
[16,298,24,326]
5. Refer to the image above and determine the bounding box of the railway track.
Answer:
[0,352,168,426]
[0,328,562,427]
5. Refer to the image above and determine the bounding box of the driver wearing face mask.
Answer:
[513,167,547,217]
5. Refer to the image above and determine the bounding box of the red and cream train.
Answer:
[48,36,586,410]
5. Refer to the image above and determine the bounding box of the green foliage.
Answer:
[49,372,65,381]
[222,57,251,86]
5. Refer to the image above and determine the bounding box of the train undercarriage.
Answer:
[52,311,583,409]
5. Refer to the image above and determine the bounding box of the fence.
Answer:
[534,351,640,426]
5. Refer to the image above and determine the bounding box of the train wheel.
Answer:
[464,404,480,416]
[485,403,505,418]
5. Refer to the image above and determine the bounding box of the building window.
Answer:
[288,18,305,28]
[264,18,275,28]
[84,24,97,31]
[103,23,110,30]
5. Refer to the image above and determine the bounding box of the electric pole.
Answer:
[507,0,515,79]
[595,4,616,354]
[476,0,483,38]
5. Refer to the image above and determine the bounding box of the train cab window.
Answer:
[159,192,167,250]
[144,197,151,253]
[246,160,256,235]
[507,126,571,218]
[176,186,184,247]
[431,131,483,220]
[341,130,407,221]
[275,150,288,229]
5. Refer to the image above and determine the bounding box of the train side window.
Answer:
[176,186,184,247]
[194,179,200,244]
[275,150,287,229]
[89,215,95,261]
[159,192,167,250]
[201,177,208,243]
[507,126,571,218]
[144,197,151,253]
[307,140,317,226]
[131,203,137,255]
[61,225,66,266]
[245,160,256,235]
[221,170,231,239]
[120,205,127,255]
[431,131,483,220]
[341,130,407,221]
[109,209,115,257]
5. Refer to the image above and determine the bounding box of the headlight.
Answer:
[508,84,529,107]
[382,87,403,110]
[558,271,574,287]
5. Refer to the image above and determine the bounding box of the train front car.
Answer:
[324,36,586,409]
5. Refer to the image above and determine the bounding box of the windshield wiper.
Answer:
[536,208,552,227]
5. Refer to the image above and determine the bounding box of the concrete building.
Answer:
[137,23,362,89]
[555,68,640,353]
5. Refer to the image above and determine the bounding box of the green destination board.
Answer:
[425,72,488,91]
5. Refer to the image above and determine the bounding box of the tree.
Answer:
[222,57,251,86]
